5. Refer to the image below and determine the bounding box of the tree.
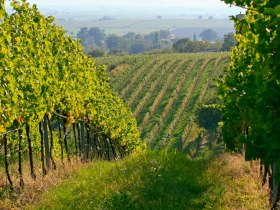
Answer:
[144,31,160,45]
[106,35,130,54]
[159,30,171,39]
[173,38,209,53]
[173,38,192,52]
[159,39,173,49]
[77,27,88,41]
[199,29,218,42]
[123,32,137,40]
[87,27,106,47]
[129,40,148,54]
[77,27,106,52]
[197,106,222,130]
[222,32,236,51]
[135,33,143,39]
[88,49,105,57]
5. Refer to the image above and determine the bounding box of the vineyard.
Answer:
[1,0,277,208]
[96,52,230,155]
[0,0,230,200]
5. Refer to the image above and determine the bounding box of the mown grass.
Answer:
[28,150,269,210]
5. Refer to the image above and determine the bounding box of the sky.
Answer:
[27,0,230,7]
[17,0,245,19]
[26,0,242,11]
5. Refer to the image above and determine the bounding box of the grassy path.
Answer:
[26,151,269,210]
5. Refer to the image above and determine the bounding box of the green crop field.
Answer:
[96,52,230,156]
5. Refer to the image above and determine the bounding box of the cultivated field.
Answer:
[96,52,230,156]
[56,18,234,37]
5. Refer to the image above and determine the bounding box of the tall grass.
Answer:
[28,151,269,210]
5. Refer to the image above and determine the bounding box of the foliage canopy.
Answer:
[0,0,143,152]
[218,0,280,171]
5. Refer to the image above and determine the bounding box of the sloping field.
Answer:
[2,54,270,209]
[96,52,230,154]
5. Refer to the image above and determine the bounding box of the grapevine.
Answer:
[133,59,179,117]
[218,0,280,207]
[154,57,214,145]
[0,0,143,188]
[127,59,167,106]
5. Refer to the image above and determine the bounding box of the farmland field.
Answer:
[0,0,275,208]
[56,18,234,37]
[96,52,230,155]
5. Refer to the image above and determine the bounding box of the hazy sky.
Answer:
[27,0,241,10]
[19,0,245,18]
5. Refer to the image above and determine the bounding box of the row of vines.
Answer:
[99,53,229,150]
[218,0,280,208]
[0,0,143,189]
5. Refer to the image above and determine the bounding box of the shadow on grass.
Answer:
[106,152,210,210]
[32,151,213,210]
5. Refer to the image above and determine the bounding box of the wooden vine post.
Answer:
[26,124,36,179]
[18,128,24,188]
[80,121,86,161]
[43,116,50,169]
[3,134,13,187]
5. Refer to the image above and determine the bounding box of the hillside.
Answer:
[96,53,229,156]
[0,0,275,208]
[1,52,270,209]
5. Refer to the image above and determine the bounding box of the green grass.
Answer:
[28,150,269,210]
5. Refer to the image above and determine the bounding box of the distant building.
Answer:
[236,13,245,20]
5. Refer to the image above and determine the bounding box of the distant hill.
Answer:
[55,18,234,38]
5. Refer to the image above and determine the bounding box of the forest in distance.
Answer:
[76,27,236,56]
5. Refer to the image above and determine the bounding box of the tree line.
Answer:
[77,28,173,56]
[76,27,236,56]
